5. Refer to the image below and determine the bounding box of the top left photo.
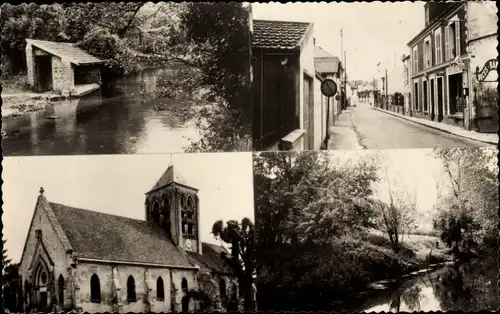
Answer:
[1,2,253,156]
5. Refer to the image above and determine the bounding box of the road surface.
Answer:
[349,103,493,149]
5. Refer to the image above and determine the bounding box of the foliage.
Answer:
[1,2,252,152]
[3,240,22,312]
[185,289,213,312]
[254,151,386,310]
[3,239,12,267]
[212,217,255,311]
[432,148,498,254]
[373,169,417,246]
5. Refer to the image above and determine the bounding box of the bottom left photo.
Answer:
[2,153,256,313]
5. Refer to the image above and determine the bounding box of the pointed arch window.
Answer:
[152,200,161,226]
[157,277,165,301]
[58,275,65,305]
[162,198,171,235]
[183,196,196,237]
[90,274,101,303]
[219,278,226,301]
[127,275,136,302]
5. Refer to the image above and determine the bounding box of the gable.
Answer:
[19,196,72,280]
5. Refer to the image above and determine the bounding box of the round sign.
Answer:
[320,79,338,97]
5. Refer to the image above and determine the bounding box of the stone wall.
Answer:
[52,56,74,95]
[77,262,197,313]
[18,198,73,312]
[26,43,35,87]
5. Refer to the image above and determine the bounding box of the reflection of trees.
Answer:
[389,284,422,312]
[433,259,499,311]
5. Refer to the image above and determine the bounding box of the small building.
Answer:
[406,1,498,132]
[401,54,412,115]
[25,39,104,97]
[251,19,316,151]
[314,46,342,149]
[18,166,243,313]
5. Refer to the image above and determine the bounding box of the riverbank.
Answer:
[1,93,66,118]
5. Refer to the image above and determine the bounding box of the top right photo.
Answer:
[251,1,498,151]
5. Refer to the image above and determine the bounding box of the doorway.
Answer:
[437,77,444,121]
[35,56,53,92]
[423,80,428,113]
[430,79,435,120]
[303,73,314,150]
[448,73,463,115]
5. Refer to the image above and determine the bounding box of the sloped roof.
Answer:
[26,39,103,66]
[252,19,312,50]
[314,46,340,74]
[148,166,193,192]
[187,243,232,274]
[49,202,195,268]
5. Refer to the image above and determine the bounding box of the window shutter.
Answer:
[444,26,449,61]
[455,21,461,58]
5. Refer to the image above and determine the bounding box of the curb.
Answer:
[373,107,498,146]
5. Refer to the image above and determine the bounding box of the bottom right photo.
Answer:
[253,147,498,312]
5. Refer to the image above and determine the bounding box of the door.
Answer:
[39,292,47,311]
[437,77,444,122]
[430,79,435,120]
[35,56,53,92]
[303,74,314,150]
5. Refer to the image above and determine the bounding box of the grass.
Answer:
[1,73,32,93]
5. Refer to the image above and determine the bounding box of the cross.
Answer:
[39,187,45,195]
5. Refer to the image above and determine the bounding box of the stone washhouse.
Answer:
[25,39,104,97]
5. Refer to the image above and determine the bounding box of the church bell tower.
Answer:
[144,166,202,254]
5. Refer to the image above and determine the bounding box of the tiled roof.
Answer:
[49,202,195,268]
[26,39,103,66]
[148,166,192,192]
[252,19,312,50]
[315,57,340,74]
[187,243,232,274]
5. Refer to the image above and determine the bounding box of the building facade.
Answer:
[251,19,315,151]
[402,54,412,115]
[406,1,498,132]
[19,166,242,313]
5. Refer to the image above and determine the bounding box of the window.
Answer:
[424,38,431,68]
[445,21,458,61]
[90,274,101,303]
[423,80,428,112]
[127,276,136,302]
[157,277,165,301]
[152,200,160,225]
[435,29,442,64]
[58,275,65,306]
[449,22,457,59]
[219,279,226,300]
[162,198,171,235]
[412,46,418,74]
[181,278,189,312]
[454,21,461,58]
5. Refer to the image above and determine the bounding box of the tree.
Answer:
[211,218,255,311]
[373,168,417,246]
[3,239,12,267]
[432,147,497,254]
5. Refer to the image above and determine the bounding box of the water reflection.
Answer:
[340,257,499,312]
[2,69,199,156]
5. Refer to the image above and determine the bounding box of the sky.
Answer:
[328,148,448,231]
[2,153,255,263]
[252,2,425,81]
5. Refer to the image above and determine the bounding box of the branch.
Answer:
[117,3,144,37]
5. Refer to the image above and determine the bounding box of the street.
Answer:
[329,102,495,149]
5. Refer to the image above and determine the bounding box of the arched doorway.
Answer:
[32,260,51,312]
[58,275,65,307]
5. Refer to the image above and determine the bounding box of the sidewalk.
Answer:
[373,107,498,145]
[327,109,364,150]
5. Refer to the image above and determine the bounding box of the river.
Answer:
[331,256,499,312]
[1,69,200,156]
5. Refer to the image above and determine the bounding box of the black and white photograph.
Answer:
[1,2,252,155]
[253,147,498,312]
[2,153,256,313]
[251,1,497,151]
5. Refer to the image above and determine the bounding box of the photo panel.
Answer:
[250,1,498,151]
[2,152,256,312]
[253,147,498,312]
[1,2,252,156]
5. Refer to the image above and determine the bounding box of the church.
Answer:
[18,166,243,313]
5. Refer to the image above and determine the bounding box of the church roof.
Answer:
[187,243,232,275]
[148,165,193,192]
[49,202,196,268]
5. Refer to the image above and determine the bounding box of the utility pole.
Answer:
[385,68,388,110]
[344,50,347,109]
